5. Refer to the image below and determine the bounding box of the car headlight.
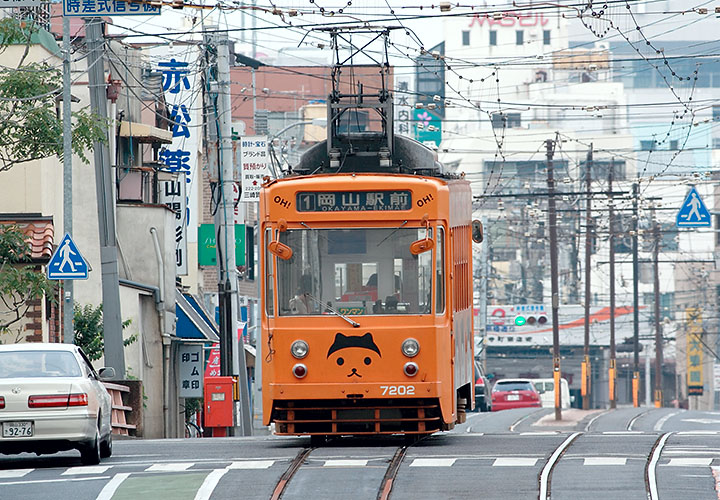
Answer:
[401,338,420,357]
[291,340,309,359]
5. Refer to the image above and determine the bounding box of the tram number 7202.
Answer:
[380,385,415,396]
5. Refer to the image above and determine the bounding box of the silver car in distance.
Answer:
[0,343,114,465]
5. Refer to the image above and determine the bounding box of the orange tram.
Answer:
[260,136,481,439]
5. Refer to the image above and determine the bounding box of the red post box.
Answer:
[204,376,235,429]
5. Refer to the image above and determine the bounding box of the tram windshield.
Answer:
[276,227,435,316]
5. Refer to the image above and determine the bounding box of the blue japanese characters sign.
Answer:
[63,0,160,16]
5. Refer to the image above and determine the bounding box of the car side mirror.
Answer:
[98,367,116,380]
[410,237,434,255]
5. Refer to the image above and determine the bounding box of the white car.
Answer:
[0,343,114,465]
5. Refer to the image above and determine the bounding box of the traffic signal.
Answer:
[514,314,548,327]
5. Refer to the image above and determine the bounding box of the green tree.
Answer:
[0,225,57,340]
[73,303,135,361]
[0,17,104,173]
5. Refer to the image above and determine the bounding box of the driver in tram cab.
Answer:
[289,273,313,314]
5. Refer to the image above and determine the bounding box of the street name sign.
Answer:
[47,233,89,280]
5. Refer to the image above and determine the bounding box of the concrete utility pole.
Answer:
[546,139,562,420]
[85,18,125,377]
[608,159,617,409]
[652,205,663,407]
[632,182,640,407]
[478,215,489,371]
[213,32,252,436]
[582,144,592,410]
[62,17,73,344]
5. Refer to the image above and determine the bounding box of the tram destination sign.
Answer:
[296,190,412,212]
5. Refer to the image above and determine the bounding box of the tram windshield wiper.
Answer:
[302,292,360,328]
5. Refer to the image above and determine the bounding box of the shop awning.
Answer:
[175,290,219,342]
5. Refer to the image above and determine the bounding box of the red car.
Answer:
[491,378,542,411]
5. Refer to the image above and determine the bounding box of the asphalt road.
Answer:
[1,407,719,500]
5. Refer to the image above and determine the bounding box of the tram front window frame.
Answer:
[275,226,438,317]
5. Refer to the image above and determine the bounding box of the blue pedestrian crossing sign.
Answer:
[676,186,711,228]
[47,233,89,280]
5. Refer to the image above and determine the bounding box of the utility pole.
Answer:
[582,144,592,410]
[213,32,252,435]
[478,215,489,371]
[62,17,73,344]
[652,205,663,407]
[546,139,562,420]
[608,159,616,409]
[632,182,640,407]
[85,18,125,377]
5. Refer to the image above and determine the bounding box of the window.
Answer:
[713,105,720,121]
[277,227,434,316]
[436,226,445,314]
[543,30,551,45]
[669,140,678,150]
[489,31,497,46]
[462,31,470,46]
[640,140,654,151]
[491,112,522,129]
[516,30,524,45]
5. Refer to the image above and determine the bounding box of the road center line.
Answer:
[96,473,131,500]
[654,411,682,432]
[194,469,228,500]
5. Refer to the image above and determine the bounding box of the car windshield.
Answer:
[494,381,534,392]
[0,351,82,378]
[276,227,435,316]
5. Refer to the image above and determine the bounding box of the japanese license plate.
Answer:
[506,394,520,401]
[3,421,33,437]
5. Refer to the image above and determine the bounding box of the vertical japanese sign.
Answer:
[394,75,414,137]
[686,308,704,396]
[157,53,200,275]
[240,136,270,202]
[158,174,188,275]
[204,345,221,378]
[178,344,203,398]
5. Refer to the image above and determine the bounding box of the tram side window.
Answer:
[436,226,445,314]
[265,228,274,316]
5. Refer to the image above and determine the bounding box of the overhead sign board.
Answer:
[47,233,89,280]
[676,186,711,228]
[63,0,160,16]
[239,136,270,202]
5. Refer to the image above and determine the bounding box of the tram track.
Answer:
[537,431,581,500]
[269,440,415,500]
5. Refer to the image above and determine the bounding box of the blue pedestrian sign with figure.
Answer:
[676,186,711,228]
[47,234,89,280]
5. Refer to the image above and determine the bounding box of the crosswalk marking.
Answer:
[323,459,368,467]
[409,458,456,467]
[0,469,33,478]
[146,463,193,472]
[662,458,713,467]
[583,457,627,466]
[62,466,111,475]
[493,457,538,467]
[227,460,275,469]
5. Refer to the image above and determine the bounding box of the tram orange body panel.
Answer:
[260,173,474,436]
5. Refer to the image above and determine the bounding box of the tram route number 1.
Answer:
[381,385,415,396]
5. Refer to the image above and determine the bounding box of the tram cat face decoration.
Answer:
[327,332,382,379]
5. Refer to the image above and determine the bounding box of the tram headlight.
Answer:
[291,340,309,359]
[401,338,420,358]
